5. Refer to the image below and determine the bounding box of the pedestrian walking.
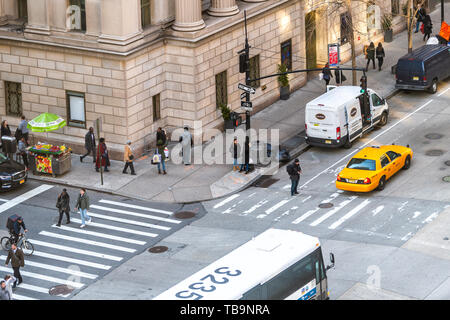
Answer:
[414,5,426,33]
[179,126,192,165]
[80,127,96,163]
[423,14,433,41]
[229,138,241,171]
[56,188,70,227]
[156,139,167,174]
[286,159,302,196]
[365,42,376,71]
[376,42,385,71]
[240,136,250,174]
[95,137,110,172]
[4,275,16,298]
[1,120,11,138]
[123,140,136,175]
[5,243,24,288]
[75,188,91,228]
[0,280,10,300]
[322,63,333,89]
[17,137,28,170]
[18,116,29,145]
[156,127,167,147]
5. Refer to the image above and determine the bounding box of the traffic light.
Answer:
[360,75,367,93]
[239,53,248,74]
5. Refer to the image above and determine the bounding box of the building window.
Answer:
[141,0,151,28]
[249,55,260,88]
[153,94,161,122]
[340,12,352,45]
[18,0,28,22]
[5,82,22,116]
[391,0,400,15]
[215,71,228,109]
[67,91,86,128]
[68,0,86,32]
[281,40,292,71]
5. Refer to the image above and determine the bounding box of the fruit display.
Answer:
[35,155,52,174]
[29,143,70,155]
[28,143,72,174]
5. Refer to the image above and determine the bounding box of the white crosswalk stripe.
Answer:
[13,294,37,300]
[87,212,171,231]
[18,283,51,294]
[39,231,136,253]
[0,266,84,288]
[51,224,147,245]
[265,199,291,215]
[33,251,111,270]
[292,208,320,224]
[29,239,123,261]
[99,199,173,216]
[310,196,358,227]
[71,218,158,238]
[328,199,371,230]
[90,205,181,224]
[213,194,240,209]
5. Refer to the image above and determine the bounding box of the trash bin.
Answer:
[2,136,17,154]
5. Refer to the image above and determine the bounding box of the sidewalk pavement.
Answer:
[29,5,447,204]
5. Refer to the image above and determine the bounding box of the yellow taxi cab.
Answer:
[336,144,413,192]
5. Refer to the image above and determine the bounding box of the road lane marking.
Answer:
[39,231,136,253]
[51,225,146,245]
[87,212,171,231]
[0,255,98,279]
[242,200,269,214]
[401,232,413,241]
[33,251,111,270]
[437,86,450,97]
[0,184,53,213]
[321,193,339,204]
[412,211,422,219]
[372,206,384,216]
[292,208,320,224]
[265,199,292,215]
[18,283,53,294]
[0,266,84,288]
[328,199,371,230]
[90,205,181,224]
[213,194,240,209]
[12,294,37,300]
[99,199,173,216]
[29,239,123,261]
[70,218,158,238]
[302,196,312,203]
[422,212,438,224]
[310,196,358,227]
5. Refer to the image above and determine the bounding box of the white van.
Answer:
[304,86,389,148]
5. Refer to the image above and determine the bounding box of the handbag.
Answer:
[151,149,161,164]
[319,73,324,80]
[129,154,134,160]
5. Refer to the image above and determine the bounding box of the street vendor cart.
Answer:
[27,144,71,177]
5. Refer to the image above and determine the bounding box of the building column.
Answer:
[25,0,51,35]
[173,0,205,32]
[0,0,7,26]
[99,0,142,45]
[208,0,239,17]
[85,0,101,36]
[152,0,175,25]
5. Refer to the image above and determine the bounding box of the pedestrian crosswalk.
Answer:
[2,199,185,300]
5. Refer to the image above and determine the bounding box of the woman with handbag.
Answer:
[123,140,136,175]
[376,42,385,71]
[95,137,110,172]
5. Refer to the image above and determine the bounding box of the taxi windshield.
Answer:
[347,158,376,171]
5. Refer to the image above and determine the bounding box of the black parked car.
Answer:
[395,44,450,93]
[0,153,27,191]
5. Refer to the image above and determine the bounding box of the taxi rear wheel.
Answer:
[377,176,386,191]
[403,155,411,170]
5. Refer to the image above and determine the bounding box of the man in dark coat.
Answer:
[56,188,70,227]
[240,136,250,174]
[287,159,302,196]
[96,138,110,172]
[156,127,167,147]
[80,127,96,163]
[5,243,24,288]
[365,42,376,71]
[423,14,433,41]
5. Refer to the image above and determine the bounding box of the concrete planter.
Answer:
[280,85,290,100]
[384,29,393,42]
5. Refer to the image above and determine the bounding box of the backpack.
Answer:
[14,128,22,141]
[6,214,20,231]
[286,164,295,176]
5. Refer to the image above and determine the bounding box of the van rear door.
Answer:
[306,105,337,140]
[396,59,425,85]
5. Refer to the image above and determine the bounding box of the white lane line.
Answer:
[292,208,320,224]
[412,211,422,219]
[33,251,111,270]
[321,193,340,204]
[372,205,384,216]
[329,199,371,230]
[39,231,136,253]
[0,255,97,279]
[17,283,51,294]
[13,294,37,300]
[87,212,171,231]
[265,199,292,215]
[310,196,358,227]
[401,232,413,241]
[0,184,53,213]
[99,199,173,216]
[243,200,269,214]
[437,86,450,97]
[247,192,256,198]
[71,218,158,238]
[274,210,291,222]
[298,99,434,189]
[0,266,84,289]
[302,196,312,203]
[51,224,146,245]
[213,194,240,209]
[398,201,408,212]
[90,205,181,224]
[0,198,8,202]
[422,212,438,224]
[29,239,123,261]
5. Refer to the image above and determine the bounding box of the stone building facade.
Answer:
[0,0,406,159]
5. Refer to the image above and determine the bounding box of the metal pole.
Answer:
[442,0,445,25]
[244,10,251,172]
[96,118,103,185]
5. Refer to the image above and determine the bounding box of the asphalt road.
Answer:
[0,180,204,300]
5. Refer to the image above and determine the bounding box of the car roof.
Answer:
[398,44,448,62]
[308,86,361,106]
[353,146,390,159]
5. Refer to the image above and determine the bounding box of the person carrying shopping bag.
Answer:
[155,139,167,175]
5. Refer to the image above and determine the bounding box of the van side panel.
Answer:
[345,101,363,141]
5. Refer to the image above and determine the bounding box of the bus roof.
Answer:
[153,228,320,300]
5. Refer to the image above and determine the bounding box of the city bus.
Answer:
[153,228,335,300]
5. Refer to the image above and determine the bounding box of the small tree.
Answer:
[219,103,231,121]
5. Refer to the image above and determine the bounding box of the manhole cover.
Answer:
[425,133,443,140]
[445,161,450,166]
[319,203,334,209]
[174,211,196,219]
[148,246,168,253]
[49,285,74,296]
[254,176,280,188]
[443,176,450,183]
[426,150,444,157]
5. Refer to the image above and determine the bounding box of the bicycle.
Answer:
[1,232,34,256]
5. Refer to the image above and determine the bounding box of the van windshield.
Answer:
[397,59,424,73]
[347,158,376,171]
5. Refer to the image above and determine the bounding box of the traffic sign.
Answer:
[241,101,253,109]
[240,92,247,100]
[238,83,256,94]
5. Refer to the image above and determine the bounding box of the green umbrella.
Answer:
[27,113,66,132]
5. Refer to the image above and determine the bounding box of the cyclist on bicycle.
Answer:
[8,217,27,245]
